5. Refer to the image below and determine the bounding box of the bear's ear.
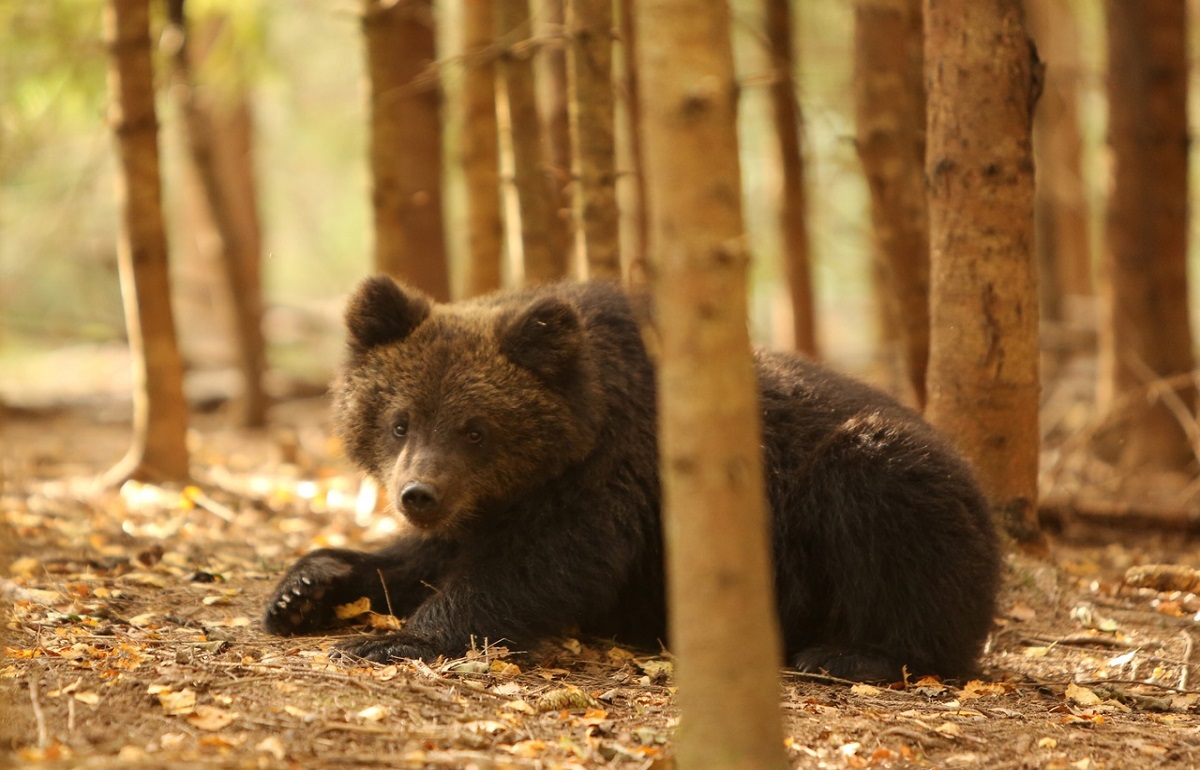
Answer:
[498,297,583,384]
[345,276,432,354]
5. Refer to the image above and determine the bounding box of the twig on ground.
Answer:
[1178,630,1194,691]
[29,676,48,749]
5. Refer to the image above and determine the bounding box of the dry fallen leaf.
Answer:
[187,704,237,731]
[1066,682,1102,707]
[256,736,286,761]
[152,687,197,715]
[357,705,388,722]
[335,596,371,620]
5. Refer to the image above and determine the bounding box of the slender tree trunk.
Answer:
[1026,0,1092,332]
[766,0,817,358]
[165,2,268,428]
[567,0,620,279]
[534,0,575,272]
[363,0,450,300]
[1098,0,1195,471]
[617,0,649,285]
[635,1,788,768]
[854,0,929,407]
[924,0,1041,541]
[496,0,568,283]
[462,1,504,297]
[103,0,190,484]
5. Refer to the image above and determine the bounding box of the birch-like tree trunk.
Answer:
[1026,0,1092,332]
[924,0,1041,541]
[854,0,929,406]
[462,0,504,296]
[568,0,620,279]
[104,0,190,484]
[165,1,268,428]
[617,0,649,285]
[534,0,575,272]
[363,0,450,300]
[635,0,788,767]
[1098,0,1196,471]
[496,0,568,283]
[766,0,817,358]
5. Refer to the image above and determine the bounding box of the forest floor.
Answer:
[5,400,1200,769]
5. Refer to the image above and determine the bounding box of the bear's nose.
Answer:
[400,482,439,513]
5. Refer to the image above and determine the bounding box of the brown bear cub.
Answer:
[263,277,1001,682]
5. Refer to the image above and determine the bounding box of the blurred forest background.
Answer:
[3,0,1200,515]
[2,0,935,404]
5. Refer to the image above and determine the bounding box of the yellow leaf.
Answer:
[357,705,388,722]
[187,705,237,731]
[502,699,536,714]
[366,612,403,630]
[73,691,100,706]
[10,557,39,577]
[256,736,286,761]
[935,722,963,737]
[506,740,548,758]
[850,683,883,697]
[489,660,521,678]
[1066,682,1102,707]
[155,688,197,715]
[335,596,372,620]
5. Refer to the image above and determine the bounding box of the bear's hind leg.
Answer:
[791,645,906,683]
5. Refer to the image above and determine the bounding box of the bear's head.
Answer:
[333,276,603,534]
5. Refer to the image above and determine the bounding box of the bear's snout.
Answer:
[400,481,440,517]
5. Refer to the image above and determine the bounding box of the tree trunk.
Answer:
[617,0,650,285]
[462,0,504,297]
[1026,0,1093,333]
[496,0,568,283]
[567,0,620,279]
[766,0,817,358]
[362,0,449,300]
[103,0,190,484]
[854,0,929,407]
[924,0,1041,541]
[534,0,576,273]
[635,1,788,768]
[164,2,268,428]
[1097,0,1195,471]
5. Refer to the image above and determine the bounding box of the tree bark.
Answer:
[362,0,450,300]
[635,1,788,768]
[766,0,817,358]
[1026,0,1092,332]
[461,0,504,297]
[164,2,268,428]
[617,0,650,285]
[1097,0,1195,471]
[567,0,620,279]
[496,0,568,283]
[924,0,1041,541]
[854,0,929,406]
[534,0,576,273]
[103,0,190,484]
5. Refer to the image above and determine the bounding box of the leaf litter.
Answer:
[4,405,1200,767]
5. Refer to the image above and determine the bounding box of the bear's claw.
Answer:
[262,550,361,636]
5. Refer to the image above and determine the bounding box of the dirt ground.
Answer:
[5,402,1200,769]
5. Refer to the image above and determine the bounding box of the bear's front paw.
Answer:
[262,550,367,636]
[335,633,440,663]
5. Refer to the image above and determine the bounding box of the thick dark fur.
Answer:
[263,277,1001,681]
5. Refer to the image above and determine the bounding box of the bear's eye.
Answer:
[392,418,409,438]
[463,421,486,445]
